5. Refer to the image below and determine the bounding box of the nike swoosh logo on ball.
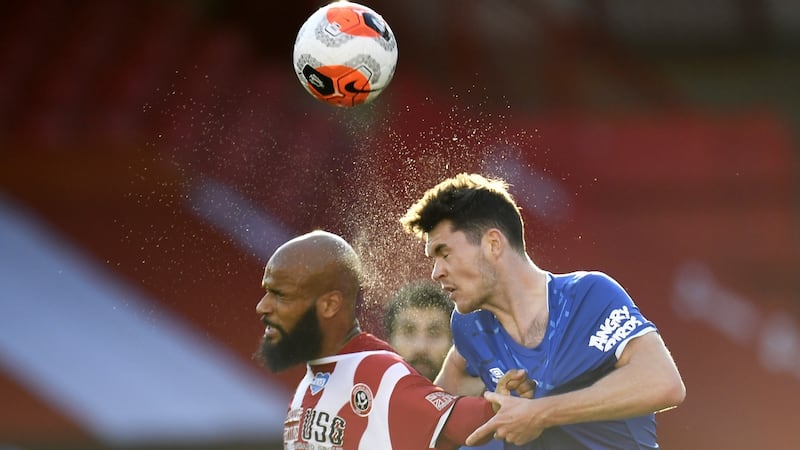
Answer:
[344,81,375,94]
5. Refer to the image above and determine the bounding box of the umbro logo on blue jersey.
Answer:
[489,367,505,384]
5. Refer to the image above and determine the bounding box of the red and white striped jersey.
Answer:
[283,333,492,450]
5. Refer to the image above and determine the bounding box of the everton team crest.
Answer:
[310,372,330,395]
[350,383,373,417]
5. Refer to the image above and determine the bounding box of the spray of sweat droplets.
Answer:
[325,91,553,333]
[146,67,567,340]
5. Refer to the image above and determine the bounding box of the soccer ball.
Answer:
[292,1,398,107]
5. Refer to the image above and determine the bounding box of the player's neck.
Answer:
[342,321,362,344]
[320,320,362,357]
[500,265,549,347]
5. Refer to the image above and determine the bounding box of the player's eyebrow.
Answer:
[427,242,448,258]
[261,279,285,296]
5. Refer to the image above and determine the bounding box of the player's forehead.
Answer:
[396,306,450,327]
[262,259,304,293]
[425,221,466,256]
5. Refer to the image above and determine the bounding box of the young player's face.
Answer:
[254,262,322,372]
[426,220,495,314]
[388,306,452,381]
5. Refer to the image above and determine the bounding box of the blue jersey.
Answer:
[452,271,659,450]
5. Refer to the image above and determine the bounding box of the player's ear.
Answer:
[483,228,505,258]
[317,291,343,319]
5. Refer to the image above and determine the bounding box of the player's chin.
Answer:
[453,299,479,315]
[252,340,273,367]
[410,360,437,380]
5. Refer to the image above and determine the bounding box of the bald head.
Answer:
[268,230,362,305]
[255,231,364,369]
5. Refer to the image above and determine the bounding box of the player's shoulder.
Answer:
[553,270,622,291]
[342,350,416,386]
[356,352,445,398]
[354,349,406,367]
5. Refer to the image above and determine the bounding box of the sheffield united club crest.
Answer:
[350,383,373,417]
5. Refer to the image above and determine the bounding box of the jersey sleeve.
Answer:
[386,372,493,449]
[440,396,495,447]
[578,272,657,359]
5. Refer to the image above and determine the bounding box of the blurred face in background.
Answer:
[388,306,452,381]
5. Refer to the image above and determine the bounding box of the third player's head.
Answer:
[384,280,454,381]
[400,173,528,313]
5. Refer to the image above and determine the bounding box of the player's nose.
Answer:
[256,292,274,315]
[431,260,446,281]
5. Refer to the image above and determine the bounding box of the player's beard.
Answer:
[407,355,440,381]
[254,305,322,372]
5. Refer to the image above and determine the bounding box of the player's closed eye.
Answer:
[267,289,289,303]
[428,327,447,338]
[399,325,417,336]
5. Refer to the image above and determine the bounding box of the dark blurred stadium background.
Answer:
[1,1,798,449]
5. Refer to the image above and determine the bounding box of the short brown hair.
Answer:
[400,173,526,254]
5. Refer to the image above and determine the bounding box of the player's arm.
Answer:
[439,395,496,447]
[546,332,685,422]
[438,369,533,447]
[468,332,686,446]
[434,345,485,396]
